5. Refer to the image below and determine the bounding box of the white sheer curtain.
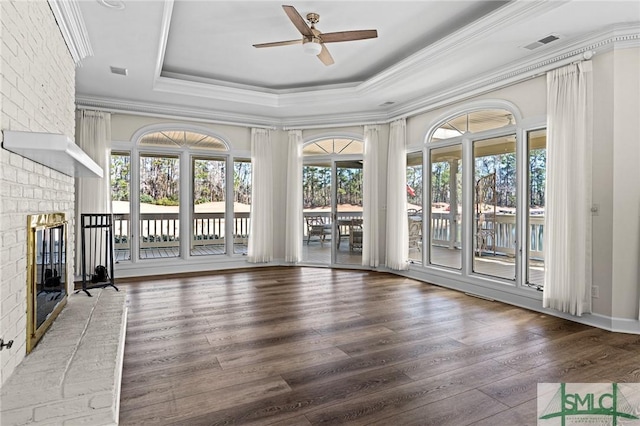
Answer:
[386,119,409,270]
[75,110,111,275]
[247,128,274,263]
[285,130,303,263]
[543,61,593,316]
[362,125,380,267]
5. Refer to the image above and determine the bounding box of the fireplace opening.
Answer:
[27,213,68,353]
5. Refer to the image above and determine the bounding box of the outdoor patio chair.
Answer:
[349,221,363,252]
[408,217,422,252]
[306,216,331,245]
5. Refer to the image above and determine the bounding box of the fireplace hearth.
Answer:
[27,213,68,353]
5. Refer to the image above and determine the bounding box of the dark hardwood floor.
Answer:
[118,267,640,425]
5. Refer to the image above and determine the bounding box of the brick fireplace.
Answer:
[0,0,77,385]
[26,213,69,353]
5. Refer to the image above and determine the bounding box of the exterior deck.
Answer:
[113,211,544,286]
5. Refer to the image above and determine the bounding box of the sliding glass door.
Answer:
[301,138,364,267]
[335,160,363,266]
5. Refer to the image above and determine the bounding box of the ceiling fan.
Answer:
[253,5,378,66]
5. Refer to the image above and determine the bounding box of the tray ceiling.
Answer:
[74,1,640,126]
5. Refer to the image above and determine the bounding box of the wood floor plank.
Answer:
[465,397,537,426]
[121,375,292,424]
[479,345,634,407]
[117,266,640,425]
[368,389,509,426]
[303,359,518,425]
[166,366,413,426]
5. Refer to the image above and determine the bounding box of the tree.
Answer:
[110,154,130,201]
[233,161,252,205]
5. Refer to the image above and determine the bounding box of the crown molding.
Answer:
[388,22,640,120]
[76,94,390,129]
[78,23,640,130]
[48,0,93,66]
[75,96,278,129]
[357,0,566,95]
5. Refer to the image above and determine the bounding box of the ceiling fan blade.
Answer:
[320,30,378,43]
[253,39,302,48]
[282,5,313,37]
[317,44,334,66]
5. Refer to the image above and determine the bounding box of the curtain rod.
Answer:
[530,50,596,79]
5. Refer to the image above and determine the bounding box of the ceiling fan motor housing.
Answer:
[306,13,320,25]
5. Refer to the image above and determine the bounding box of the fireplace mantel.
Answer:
[2,130,103,177]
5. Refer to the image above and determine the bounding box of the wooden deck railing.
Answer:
[302,211,363,237]
[430,213,544,259]
[114,210,543,260]
[113,212,251,250]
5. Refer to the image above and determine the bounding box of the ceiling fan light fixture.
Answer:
[303,39,322,56]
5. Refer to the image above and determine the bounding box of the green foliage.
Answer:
[302,165,363,209]
[139,156,180,204]
[110,154,130,201]
[233,161,252,204]
[193,158,225,204]
[139,194,154,204]
[155,197,179,206]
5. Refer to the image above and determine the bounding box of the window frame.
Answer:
[110,125,249,270]
[409,101,546,298]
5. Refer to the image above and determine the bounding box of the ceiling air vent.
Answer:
[110,66,128,76]
[523,34,560,51]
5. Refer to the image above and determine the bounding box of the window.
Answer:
[429,145,462,269]
[527,129,547,289]
[431,109,514,141]
[192,157,226,256]
[110,152,130,261]
[139,154,180,259]
[472,135,516,280]
[233,159,251,255]
[407,151,423,263]
[303,138,362,156]
[418,105,545,292]
[110,128,244,263]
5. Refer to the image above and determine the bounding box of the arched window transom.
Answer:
[139,130,228,150]
[431,109,515,141]
[303,138,363,156]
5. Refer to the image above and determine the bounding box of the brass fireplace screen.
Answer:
[27,213,68,353]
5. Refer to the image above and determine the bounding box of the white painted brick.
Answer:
[0,183,9,198]
[3,199,17,213]
[1,0,76,388]
[9,152,22,167]
[22,158,34,172]
[62,410,115,426]
[89,392,115,410]
[33,397,90,422]
[3,164,17,181]
[0,406,35,425]
[16,168,28,184]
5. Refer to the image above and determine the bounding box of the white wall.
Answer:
[0,1,76,385]
[592,50,616,318]
[611,47,640,322]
